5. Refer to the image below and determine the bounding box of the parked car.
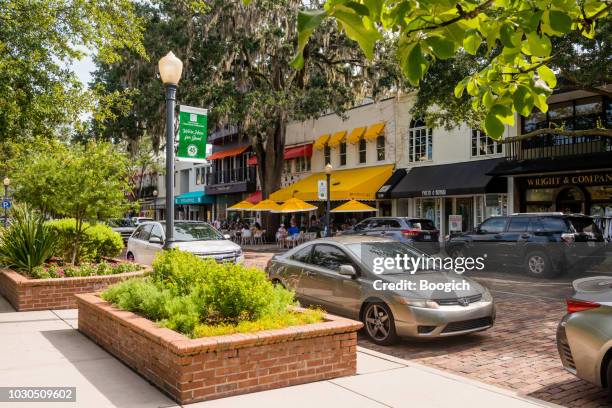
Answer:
[446,213,606,277]
[557,276,612,395]
[342,217,440,254]
[131,216,153,226]
[108,218,136,243]
[266,236,495,345]
[126,221,243,265]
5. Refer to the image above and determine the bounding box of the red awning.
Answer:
[247,144,312,166]
[246,191,262,204]
[207,146,249,161]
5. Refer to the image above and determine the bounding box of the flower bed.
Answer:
[0,262,149,311]
[77,292,362,404]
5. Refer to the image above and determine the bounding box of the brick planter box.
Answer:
[76,293,362,404]
[0,267,149,311]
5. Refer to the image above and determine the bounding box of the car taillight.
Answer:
[561,233,575,244]
[402,229,420,237]
[566,298,600,314]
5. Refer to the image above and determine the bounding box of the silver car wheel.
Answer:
[528,255,545,274]
[365,304,391,341]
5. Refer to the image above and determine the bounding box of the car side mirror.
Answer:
[339,264,356,276]
[223,234,231,240]
[149,236,163,245]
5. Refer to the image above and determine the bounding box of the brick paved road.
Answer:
[245,249,611,407]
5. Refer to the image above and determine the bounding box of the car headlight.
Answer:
[394,296,439,309]
[234,248,243,257]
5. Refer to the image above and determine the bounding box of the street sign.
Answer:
[317,180,327,200]
[1,199,11,210]
[177,105,208,161]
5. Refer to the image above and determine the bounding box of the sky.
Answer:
[70,54,95,88]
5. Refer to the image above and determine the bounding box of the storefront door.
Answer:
[456,197,474,232]
[555,187,585,214]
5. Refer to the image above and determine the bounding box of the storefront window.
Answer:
[525,188,554,202]
[339,142,347,166]
[376,136,385,161]
[358,139,367,163]
[408,119,433,162]
[472,129,502,156]
[415,198,440,228]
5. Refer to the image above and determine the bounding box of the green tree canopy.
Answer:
[9,139,134,263]
[0,0,145,150]
[294,0,610,139]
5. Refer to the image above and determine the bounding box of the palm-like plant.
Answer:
[0,204,56,275]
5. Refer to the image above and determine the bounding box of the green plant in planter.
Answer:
[102,250,323,338]
[47,219,123,263]
[0,204,56,274]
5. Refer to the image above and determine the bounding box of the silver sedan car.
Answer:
[557,276,612,394]
[266,236,495,345]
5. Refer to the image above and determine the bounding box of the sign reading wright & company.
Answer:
[522,172,612,188]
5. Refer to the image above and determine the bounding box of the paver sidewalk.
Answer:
[0,296,560,408]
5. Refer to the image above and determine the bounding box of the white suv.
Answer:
[127,221,243,265]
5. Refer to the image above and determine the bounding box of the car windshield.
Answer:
[346,241,439,274]
[164,222,223,242]
[108,219,134,227]
[568,217,601,234]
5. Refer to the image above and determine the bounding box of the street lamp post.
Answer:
[325,163,332,237]
[158,51,183,250]
[3,177,9,228]
[152,189,158,220]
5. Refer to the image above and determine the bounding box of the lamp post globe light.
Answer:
[3,177,10,228]
[324,163,332,237]
[152,189,158,220]
[158,51,183,249]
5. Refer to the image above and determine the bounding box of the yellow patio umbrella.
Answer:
[331,199,377,213]
[227,200,254,211]
[272,197,317,213]
[250,199,281,212]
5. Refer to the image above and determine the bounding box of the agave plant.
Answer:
[0,204,56,275]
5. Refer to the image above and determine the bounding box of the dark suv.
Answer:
[342,217,440,254]
[446,213,606,277]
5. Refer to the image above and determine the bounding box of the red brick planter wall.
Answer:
[76,293,362,404]
[0,268,149,311]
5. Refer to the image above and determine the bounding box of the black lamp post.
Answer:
[3,177,9,228]
[158,51,183,250]
[325,163,332,237]
[152,189,158,220]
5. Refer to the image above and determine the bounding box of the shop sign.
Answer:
[449,215,463,232]
[422,189,446,197]
[485,194,500,207]
[177,105,208,161]
[524,172,612,188]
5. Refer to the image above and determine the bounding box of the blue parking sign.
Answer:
[1,199,11,209]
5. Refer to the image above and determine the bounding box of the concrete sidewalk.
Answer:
[0,296,560,408]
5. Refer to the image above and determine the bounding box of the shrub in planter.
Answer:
[47,219,123,263]
[0,204,56,273]
[102,250,323,337]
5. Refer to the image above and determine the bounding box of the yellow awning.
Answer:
[331,199,378,213]
[347,126,367,144]
[313,134,330,150]
[364,123,385,141]
[270,164,394,202]
[328,130,347,148]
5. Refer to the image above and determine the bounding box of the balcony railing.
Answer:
[206,166,256,185]
[504,134,612,161]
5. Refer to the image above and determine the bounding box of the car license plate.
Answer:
[423,234,430,240]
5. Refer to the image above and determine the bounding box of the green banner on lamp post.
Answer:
[177,105,208,161]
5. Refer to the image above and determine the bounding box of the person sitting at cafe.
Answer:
[287,222,299,236]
